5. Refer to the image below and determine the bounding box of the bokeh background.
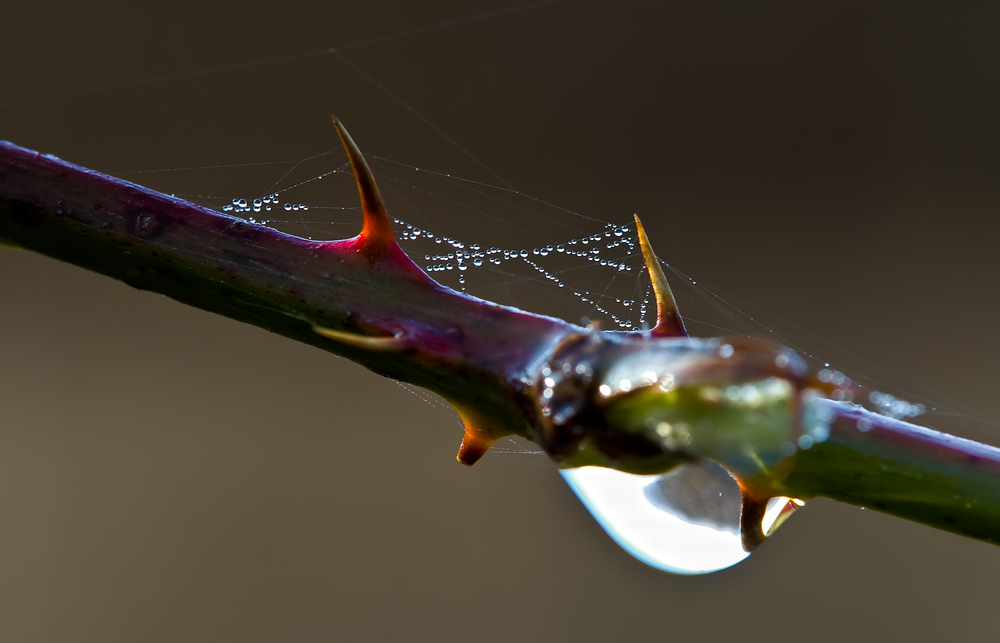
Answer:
[3,1,1000,641]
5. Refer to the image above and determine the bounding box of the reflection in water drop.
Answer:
[560,465,749,574]
[560,464,805,574]
[643,461,742,533]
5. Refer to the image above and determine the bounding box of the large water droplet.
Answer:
[560,462,801,574]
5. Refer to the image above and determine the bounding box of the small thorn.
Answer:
[739,491,770,552]
[633,214,687,337]
[312,325,406,351]
[332,116,396,259]
[457,425,498,466]
[453,406,510,466]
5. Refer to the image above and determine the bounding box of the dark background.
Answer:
[3,1,1000,640]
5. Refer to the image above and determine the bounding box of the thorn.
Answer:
[633,214,687,337]
[312,325,406,351]
[457,426,498,466]
[739,491,770,552]
[453,406,510,466]
[332,116,396,259]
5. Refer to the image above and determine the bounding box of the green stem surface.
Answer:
[781,399,1000,544]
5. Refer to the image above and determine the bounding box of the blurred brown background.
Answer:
[2,1,1000,641]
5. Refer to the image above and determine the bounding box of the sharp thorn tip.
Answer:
[634,215,687,337]
[331,118,397,258]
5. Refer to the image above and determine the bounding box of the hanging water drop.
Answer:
[560,461,802,574]
[473,258,483,267]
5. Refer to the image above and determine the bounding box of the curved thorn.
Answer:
[331,116,396,256]
[312,325,406,352]
[739,491,770,552]
[454,406,509,466]
[633,214,687,337]
[457,425,498,466]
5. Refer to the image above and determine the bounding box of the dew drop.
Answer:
[473,258,483,267]
[283,203,292,211]
[560,462,751,574]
